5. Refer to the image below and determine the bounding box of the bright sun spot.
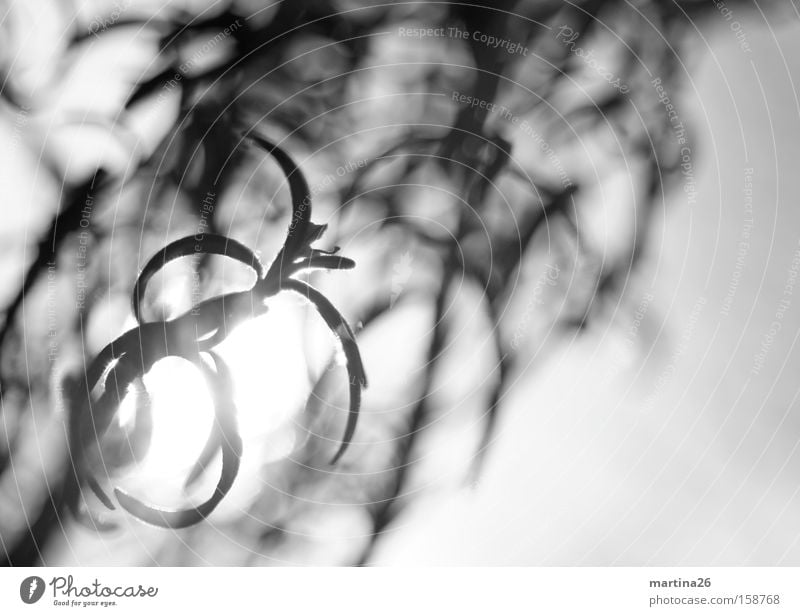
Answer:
[113,293,323,510]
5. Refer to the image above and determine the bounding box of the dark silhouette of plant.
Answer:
[65,135,366,530]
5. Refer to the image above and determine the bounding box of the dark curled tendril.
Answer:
[184,409,225,489]
[132,234,265,323]
[66,135,366,529]
[244,133,317,258]
[281,278,367,464]
[87,475,116,511]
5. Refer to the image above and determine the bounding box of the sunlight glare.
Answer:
[111,293,320,508]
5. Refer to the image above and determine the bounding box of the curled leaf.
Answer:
[67,137,366,530]
[245,133,312,255]
[114,352,242,529]
[132,233,265,324]
[289,254,356,276]
[281,278,366,464]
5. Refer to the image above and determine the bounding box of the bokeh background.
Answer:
[1,0,799,565]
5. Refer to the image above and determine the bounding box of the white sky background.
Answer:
[374,9,800,566]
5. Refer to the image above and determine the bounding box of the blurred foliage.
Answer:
[0,0,768,565]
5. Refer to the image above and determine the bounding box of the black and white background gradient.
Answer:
[0,0,799,567]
